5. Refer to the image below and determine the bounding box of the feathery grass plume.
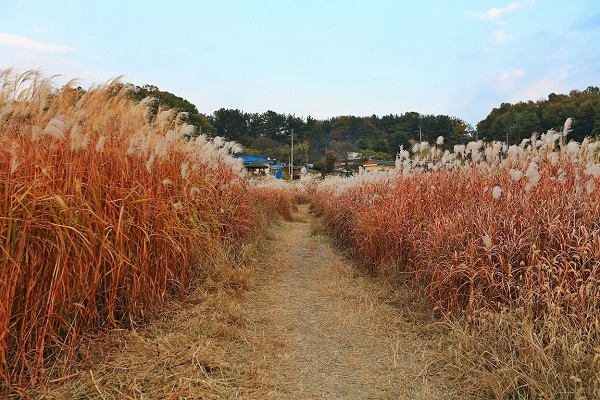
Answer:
[557,171,567,183]
[509,168,523,182]
[69,123,91,151]
[312,118,600,397]
[0,68,265,392]
[189,186,201,198]
[481,233,492,249]
[43,116,67,140]
[524,161,540,191]
[156,108,174,130]
[53,194,68,210]
[562,117,572,138]
[566,140,580,158]
[9,141,20,173]
[178,123,196,138]
[547,151,559,166]
[506,144,520,163]
[492,185,502,199]
[453,144,466,157]
[146,153,155,173]
[586,179,596,194]
[541,129,561,150]
[584,162,600,178]
[398,148,410,161]
[95,135,107,152]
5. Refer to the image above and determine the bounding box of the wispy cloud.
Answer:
[559,64,573,80]
[474,3,521,21]
[505,67,571,103]
[499,70,526,81]
[495,69,526,93]
[519,77,556,101]
[0,32,74,52]
[494,29,519,43]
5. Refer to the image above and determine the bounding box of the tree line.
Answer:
[476,86,600,144]
[129,84,600,164]
[204,108,475,164]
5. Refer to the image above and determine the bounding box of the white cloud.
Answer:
[513,66,572,100]
[0,32,74,52]
[519,77,556,100]
[560,64,573,79]
[475,3,521,20]
[499,70,526,81]
[494,70,526,94]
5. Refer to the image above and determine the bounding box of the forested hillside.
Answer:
[129,84,600,164]
[477,86,600,144]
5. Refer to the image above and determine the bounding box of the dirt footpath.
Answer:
[240,205,452,399]
[42,204,455,399]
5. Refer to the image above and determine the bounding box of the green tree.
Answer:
[209,108,249,143]
[320,150,336,173]
[326,150,337,172]
[245,136,289,161]
[360,149,392,160]
[479,87,600,144]
[261,111,288,141]
[294,142,309,164]
[369,137,390,154]
[447,122,473,146]
[129,84,214,137]
[592,101,600,138]
[387,130,412,155]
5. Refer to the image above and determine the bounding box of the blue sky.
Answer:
[1,1,599,127]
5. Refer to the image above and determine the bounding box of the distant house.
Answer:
[239,156,273,176]
[239,155,273,165]
[245,160,270,175]
[270,162,287,172]
[361,159,396,173]
[334,167,354,177]
[292,165,307,179]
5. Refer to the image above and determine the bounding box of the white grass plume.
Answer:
[44,116,67,140]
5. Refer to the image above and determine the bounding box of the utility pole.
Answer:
[415,125,422,143]
[414,125,422,144]
[290,128,294,180]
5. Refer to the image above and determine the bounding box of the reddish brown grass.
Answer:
[313,148,600,397]
[0,69,297,393]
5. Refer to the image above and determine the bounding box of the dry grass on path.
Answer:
[239,204,455,399]
[39,204,457,399]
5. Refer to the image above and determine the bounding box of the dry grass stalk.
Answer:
[312,127,600,398]
[0,69,302,395]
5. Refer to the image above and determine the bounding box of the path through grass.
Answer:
[41,204,455,399]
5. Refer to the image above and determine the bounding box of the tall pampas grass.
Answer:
[0,69,257,392]
[312,124,600,398]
